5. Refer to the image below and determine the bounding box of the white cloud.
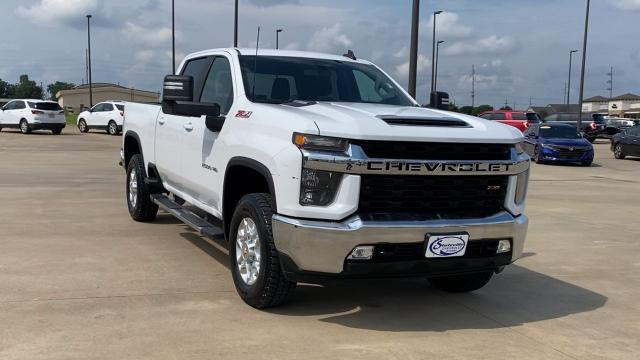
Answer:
[458,74,499,90]
[609,0,640,10]
[307,24,352,53]
[123,22,173,45]
[395,55,431,79]
[16,0,98,27]
[426,12,473,38]
[444,35,515,56]
[135,50,155,63]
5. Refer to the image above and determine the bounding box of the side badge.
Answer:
[235,110,253,118]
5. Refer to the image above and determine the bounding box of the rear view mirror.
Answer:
[430,91,450,110]
[162,75,194,102]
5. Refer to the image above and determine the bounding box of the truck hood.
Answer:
[276,102,522,143]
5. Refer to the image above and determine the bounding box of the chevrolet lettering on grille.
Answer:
[364,161,513,173]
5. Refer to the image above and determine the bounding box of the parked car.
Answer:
[611,125,640,159]
[77,101,125,135]
[603,117,637,138]
[120,48,530,308]
[478,110,540,132]
[542,112,605,142]
[523,123,594,166]
[0,99,65,134]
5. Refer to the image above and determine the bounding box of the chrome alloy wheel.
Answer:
[235,217,261,286]
[109,122,117,135]
[615,144,622,158]
[128,169,138,208]
[20,121,28,133]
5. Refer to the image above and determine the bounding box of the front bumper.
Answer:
[272,211,528,277]
[540,147,594,162]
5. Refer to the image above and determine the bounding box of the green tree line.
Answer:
[0,75,75,101]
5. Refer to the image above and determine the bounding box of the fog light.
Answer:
[497,240,511,254]
[348,246,375,260]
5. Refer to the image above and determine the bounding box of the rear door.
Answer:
[181,54,235,209]
[626,127,640,155]
[100,103,115,126]
[155,55,214,190]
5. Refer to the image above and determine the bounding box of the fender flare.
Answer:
[224,157,278,212]
[123,130,144,169]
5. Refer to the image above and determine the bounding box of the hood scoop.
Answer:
[378,115,470,128]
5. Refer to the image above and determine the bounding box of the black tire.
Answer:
[229,193,296,308]
[52,128,63,135]
[126,154,158,222]
[108,120,119,135]
[614,143,626,159]
[78,119,89,133]
[19,119,31,134]
[533,146,543,164]
[581,160,592,167]
[428,272,494,293]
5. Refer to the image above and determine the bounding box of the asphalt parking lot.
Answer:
[1,127,639,360]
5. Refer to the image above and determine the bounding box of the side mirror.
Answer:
[162,75,193,102]
[430,91,450,110]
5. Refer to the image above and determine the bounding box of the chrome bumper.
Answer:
[272,211,528,274]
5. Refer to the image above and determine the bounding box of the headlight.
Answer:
[514,141,525,155]
[293,133,348,152]
[299,169,342,206]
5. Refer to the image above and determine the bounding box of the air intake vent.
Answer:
[378,115,470,127]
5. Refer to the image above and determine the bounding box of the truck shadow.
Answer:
[267,268,607,331]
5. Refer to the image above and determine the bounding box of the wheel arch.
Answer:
[123,131,143,170]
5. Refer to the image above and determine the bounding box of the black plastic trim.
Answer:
[225,157,277,211]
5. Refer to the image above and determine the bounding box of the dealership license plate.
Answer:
[48,114,55,118]
[425,234,469,258]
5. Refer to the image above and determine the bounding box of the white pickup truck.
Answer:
[122,48,530,308]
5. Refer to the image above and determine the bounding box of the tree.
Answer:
[47,81,76,101]
[0,78,13,98]
[12,75,42,99]
[474,104,493,115]
[459,106,474,115]
[499,105,513,111]
[448,103,459,112]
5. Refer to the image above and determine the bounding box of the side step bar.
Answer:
[151,194,225,240]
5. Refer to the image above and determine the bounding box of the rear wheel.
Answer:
[19,119,31,134]
[428,272,494,293]
[78,119,88,133]
[108,120,119,135]
[229,193,296,308]
[614,143,626,159]
[126,154,158,222]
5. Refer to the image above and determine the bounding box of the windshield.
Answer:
[539,126,581,139]
[238,56,414,106]
[592,114,606,124]
[28,102,62,111]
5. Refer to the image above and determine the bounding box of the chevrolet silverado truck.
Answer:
[121,48,530,308]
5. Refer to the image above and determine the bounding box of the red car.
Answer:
[479,111,540,132]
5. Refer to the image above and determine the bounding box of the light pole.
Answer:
[86,14,93,107]
[430,10,443,96]
[234,0,239,47]
[276,29,283,49]
[172,0,175,73]
[434,40,444,93]
[577,0,590,134]
[567,49,578,106]
[408,0,420,99]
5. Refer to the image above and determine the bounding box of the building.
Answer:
[56,83,159,113]
[607,93,640,118]
[582,96,609,113]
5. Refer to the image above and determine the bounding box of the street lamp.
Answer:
[434,40,444,93]
[430,10,443,96]
[276,29,283,49]
[234,0,239,47]
[86,14,93,107]
[172,0,175,74]
[408,0,420,99]
[567,49,578,106]
[577,0,591,134]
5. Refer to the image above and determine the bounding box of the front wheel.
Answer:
[20,119,31,134]
[428,272,494,293]
[229,193,296,308]
[108,120,119,135]
[581,160,592,167]
[614,143,626,159]
[78,119,89,133]
[126,154,158,222]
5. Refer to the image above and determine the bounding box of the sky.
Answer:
[0,0,638,108]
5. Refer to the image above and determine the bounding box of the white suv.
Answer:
[77,101,125,135]
[0,99,66,134]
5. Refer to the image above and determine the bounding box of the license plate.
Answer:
[425,234,469,258]
[48,114,55,118]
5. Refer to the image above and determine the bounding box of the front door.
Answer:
[181,55,234,212]
[86,103,103,127]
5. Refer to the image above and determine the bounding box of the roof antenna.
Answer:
[251,26,260,101]
[343,49,356,60]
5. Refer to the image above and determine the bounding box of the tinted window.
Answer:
[511,112,527,120]
[493,113,506,120]
[592,114,606,124]
[181,57,213,101]
[545,114,558,121]
[29,102,62,111]
[91,104,103,112]
[3,101,15,110]
[526,113,541,122]
[479,114,492,120]
[200,57,234,114]
[14,101,26,109]
[627,127,640,136]
[238,56,414,106]
[115,104,124,111]
[103,103,114,111]
[539,125,581,139]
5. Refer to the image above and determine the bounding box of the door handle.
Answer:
[158,118,166,125]
[183,122,194,131]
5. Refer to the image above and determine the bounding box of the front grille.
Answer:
[364,240,508,263]
[549,146,587,158]
[352,141,512,160]
[359,175,508,218]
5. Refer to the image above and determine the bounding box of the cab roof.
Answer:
[185,48,371,65]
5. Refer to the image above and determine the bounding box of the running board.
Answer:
[151,194,224,240]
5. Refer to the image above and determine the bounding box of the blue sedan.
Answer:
[523,123,594,166]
